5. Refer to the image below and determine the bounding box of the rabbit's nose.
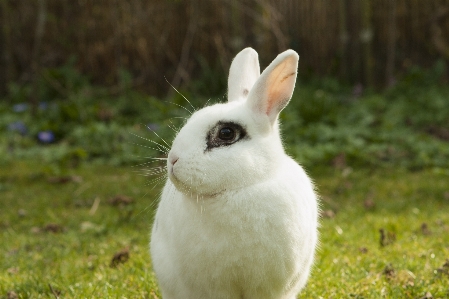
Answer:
[169,154,179,165]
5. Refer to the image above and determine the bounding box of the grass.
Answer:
[1,65,449,297]
[0,162,160,298]
[1,161,448,298]
[303,167,449,298]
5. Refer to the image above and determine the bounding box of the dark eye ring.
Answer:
[205,121,248,151]
[218,127,235,140]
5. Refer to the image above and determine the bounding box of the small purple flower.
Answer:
[12,103,29,113]
[39,102,48,110]
[37,131,55,144]
[147,123,160,132]
[8,121,28,135]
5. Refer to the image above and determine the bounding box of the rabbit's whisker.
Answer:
[169,102,194,115]
[170,116,189,121]
[135,187,164,218]
[144,124,171,148]
[168,119,182,132]
[142,157,168,161]
[165,76,197,111]
[142,167,166,175]
[136,168,166,177]
[145,175,167,188]
[129,142,168,154]
[130,131,170,152]
[203,98,212,107]
[167,124,178,133]
[132,160,166,167]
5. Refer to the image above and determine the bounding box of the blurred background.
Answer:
[2,0,449,95]
[1,0,449,169]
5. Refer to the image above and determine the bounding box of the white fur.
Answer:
[228,47,260,102]
[150,48,319,299]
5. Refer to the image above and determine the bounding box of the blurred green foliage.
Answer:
[283,61,449,170]
[1,60,449,171]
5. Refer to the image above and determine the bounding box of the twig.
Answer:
[48,283,59,299]
[89,197,101,216]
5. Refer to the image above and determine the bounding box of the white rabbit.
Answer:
[150,48,319,299]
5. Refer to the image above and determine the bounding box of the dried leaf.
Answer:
[110,247,130,268]
[109,195,134,206]
[44,223,64,234]
[321,209,336,219]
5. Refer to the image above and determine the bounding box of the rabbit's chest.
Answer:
[171,193,301,276]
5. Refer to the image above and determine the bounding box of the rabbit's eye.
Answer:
[218,127,235,140]
[206,121,248,151]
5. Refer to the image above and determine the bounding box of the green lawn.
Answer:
[1,161,448,298]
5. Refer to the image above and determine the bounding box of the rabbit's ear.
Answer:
[247,50,299,124]
[228,47,260,102]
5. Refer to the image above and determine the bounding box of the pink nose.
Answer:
[169,155,179,165]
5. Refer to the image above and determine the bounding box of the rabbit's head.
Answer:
[167,48,299,198]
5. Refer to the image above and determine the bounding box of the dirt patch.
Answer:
[110,247,130,268]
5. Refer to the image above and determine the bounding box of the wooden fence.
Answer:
[1,0,449,96]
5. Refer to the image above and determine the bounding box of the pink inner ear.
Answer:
[265,61,297,115]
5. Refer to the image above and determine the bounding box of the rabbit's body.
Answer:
[150,48,319,299]
[152,156,317,299]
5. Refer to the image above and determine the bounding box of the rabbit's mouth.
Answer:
[169,171,191,193]
[168,165,184,187]
[168,171,181,186]
[169,172,226,199]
